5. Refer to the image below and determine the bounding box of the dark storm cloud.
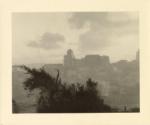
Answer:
[28,32,65,49]
[69,12,138,51]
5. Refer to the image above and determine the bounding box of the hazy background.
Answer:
[12,12,139,65]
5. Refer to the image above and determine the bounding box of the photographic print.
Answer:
[12,12,139,113]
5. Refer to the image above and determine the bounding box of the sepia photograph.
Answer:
[12,12,139,113]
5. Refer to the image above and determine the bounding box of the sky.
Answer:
[12,12,139,65]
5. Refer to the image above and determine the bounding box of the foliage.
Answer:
[21,65,112,113]
[12,99,19,113]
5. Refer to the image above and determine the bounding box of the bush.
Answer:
[21,65,112,113]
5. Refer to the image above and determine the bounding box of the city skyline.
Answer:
[12,12,139,65]
[12,12,140,113]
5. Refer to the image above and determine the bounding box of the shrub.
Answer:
[21,65,112,113]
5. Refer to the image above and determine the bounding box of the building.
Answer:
[44,49,113,96]
[13,49,139,110]
[43,49,139,109]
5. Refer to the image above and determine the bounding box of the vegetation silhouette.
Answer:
[21,65,112,113]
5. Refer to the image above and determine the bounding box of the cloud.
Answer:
[79,30,109,51]
[69,12,138,30]
[28,32,65,50]
[69,12,138,52]
[69,12,108,29]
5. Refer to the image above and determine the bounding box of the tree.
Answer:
[21,65,112,113]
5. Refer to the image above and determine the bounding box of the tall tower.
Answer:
[64,49,75,68]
